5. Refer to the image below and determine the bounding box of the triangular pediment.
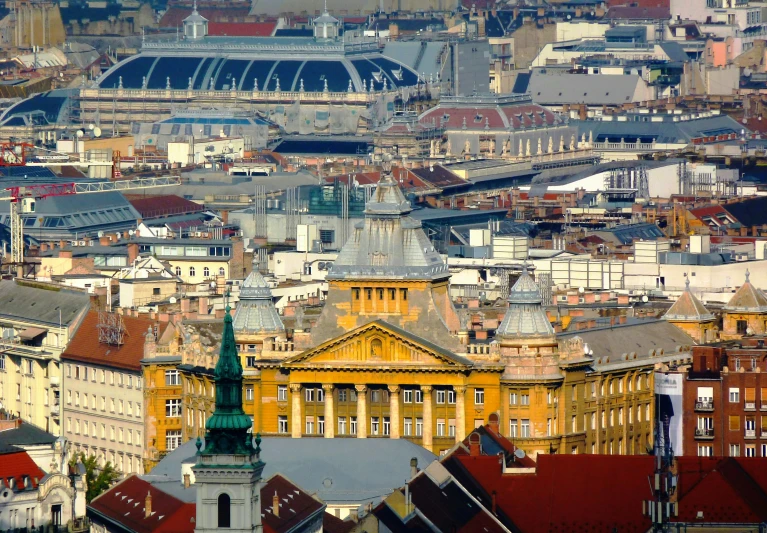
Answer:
[284,320,471,369]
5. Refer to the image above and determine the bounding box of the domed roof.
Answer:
[496,268,555,340]
[232,266,284,335]
[664,278,714,322]
[724,270,767,313]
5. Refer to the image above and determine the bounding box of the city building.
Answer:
[683,339,767,458]
[663,278,718,343]
[0,280,90,434]
[61,310,156,476]
[721,270,767,339]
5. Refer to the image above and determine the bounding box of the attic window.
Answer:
[474,114,483,123]
[537,92,541,95]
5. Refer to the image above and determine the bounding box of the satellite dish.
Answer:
[76,130,84,138]
[88,124,95,130]
[642,295,649,303]
[514,448,526,459]
[169,297,177,304]
[210,281,216,288]
[97,231,104,237]
[93,127,102,138]
[128,229,135,235]
[578,287,585,294]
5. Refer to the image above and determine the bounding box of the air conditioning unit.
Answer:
[483,283,494,289]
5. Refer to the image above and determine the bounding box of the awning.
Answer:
[18,327,46,340]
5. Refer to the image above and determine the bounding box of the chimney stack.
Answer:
[183,474,190,488]
[145,491,152,518]
[272,492,279,518]
[410,457,418,479]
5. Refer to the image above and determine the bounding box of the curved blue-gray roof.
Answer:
[0,90,74,127]
[96,51,420,92]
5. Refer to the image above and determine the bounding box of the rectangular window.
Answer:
[246,356,256,367]
[166,399,182,417]
[403,389,413,403]
[371,416,380,435]
[338,417,346,435]
[246,387,254,401]
[510,419,518,438]
[521,419,531,438]
[305,388,315,403]
[383,417,390,435]
[447,390,456,404]
[166,430,182,451]
[277,385,287,401]
[520,393,530,406]
[404,418,413,436]
[350,416,358,435]
[475,388,485,405]
[746,445,756,457]
[591,382,596,398]
[729,415,741,431]
[415,389,423,404]
[437,419,445,437]
[416,417,423,436]
[571,416,577,433]
[730,444,741,457]
[338,389,348,402]
[448,419,456,437]
[548,390,553,404]
[305,416,314,434]
[318,416,325,435]
[698,445,713,457]
[436,390,446,404]
[572,385,577,402]
[510,392,518,405]
[278,416,288,434]
[547,418,552,437]
[591,412,596,430]
[730,388,740,403]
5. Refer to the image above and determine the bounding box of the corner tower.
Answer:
[664,278,717,344]
[307,154,461,351]
[193,306,265,533]
[721,269,767,340]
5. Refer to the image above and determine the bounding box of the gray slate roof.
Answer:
[528,70,642,106]
[232,267,284,335]
[664,280,714,322]
[0,280,90,327]
[145,437,436,505]
[329,174,449,281]
[0,420,57,447]
[496,269,556,339]
[724,270,767,312]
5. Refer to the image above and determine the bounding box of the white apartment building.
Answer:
[61,310,153,476]
[0,280,90,435]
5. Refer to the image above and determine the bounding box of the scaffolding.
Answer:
[97,311,125,346]
[254,184,267,240]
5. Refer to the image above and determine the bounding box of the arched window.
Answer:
[189,267,196,277]
[219,267,225,276]
[203,267,210,277]
[217,493,231,528]
[175,267,181,276]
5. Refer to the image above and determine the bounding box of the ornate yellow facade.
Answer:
[141,171,670,470]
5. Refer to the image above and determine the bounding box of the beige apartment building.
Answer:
[61,310,155,476]
[0,280,90,435]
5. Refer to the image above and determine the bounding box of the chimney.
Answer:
[183,474,190,488]
[469,433,481,456]
[272,492,279,518]
[99,236,110,246]
[127,243,139,265]
[410,457,418,479]
[145,491,152,518]
[491,491,497,515]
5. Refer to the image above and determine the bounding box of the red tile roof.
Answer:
[208,22,277,36]
[125,195,205,219]
[419,103,560,131]
[322,513,355,533]
[607,0,669,7]
[89,476,196,533]
[0,449,46,490]
[261,474,325,533]
[62,311,159,372]
[158,7,252,27]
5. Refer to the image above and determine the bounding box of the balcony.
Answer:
[695,400,714,412]
[50,404,60,417]
[49,375,60,387]
[745,402,756,411]
[695,428,714,439]
[745,429,756,439]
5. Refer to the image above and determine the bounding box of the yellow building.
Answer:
[664,278,718,344]
[721,270,767,340]
[142,168,691,467]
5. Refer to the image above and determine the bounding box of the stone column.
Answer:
[355,385,367,438]
[289,384,302,438]
[455,385,467,442]
[421,385,433,451]
[322,384,334,439]
[388,385,400,439]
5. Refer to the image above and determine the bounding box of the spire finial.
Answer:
[685,275,690,289]
[324,0,328,13]
[746,269,751,282]
[193,0,197,12]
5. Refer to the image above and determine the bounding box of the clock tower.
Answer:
[193,306,265,533]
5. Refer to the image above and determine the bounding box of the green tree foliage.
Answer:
[69,453,121,503]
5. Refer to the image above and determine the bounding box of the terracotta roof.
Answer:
[62,311,158,372]
[158,7,252,27]
[126,195,205,219]
[0,449,46,490]
[208,21,277,36]
[89,476,195,533]
[260,474,325,533]
[724,271,767,312]
[664,280,714,322]
[322,513,355,533]
[419,103,560,131]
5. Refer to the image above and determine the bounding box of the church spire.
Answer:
[201,306,258,456]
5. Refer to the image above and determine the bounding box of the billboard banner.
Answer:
[654,373,683,456]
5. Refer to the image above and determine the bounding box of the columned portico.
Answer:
[290,384,302,438]
[455,385,467,442]
[322,384,335,438]
[421,385,433,451]
[388,385,400,439]
[355,384,367,438]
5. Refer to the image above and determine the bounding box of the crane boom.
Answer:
[4,175,183,267]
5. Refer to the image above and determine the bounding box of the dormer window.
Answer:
[474,114,483,123]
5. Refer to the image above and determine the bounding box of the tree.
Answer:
[69,453,121,503]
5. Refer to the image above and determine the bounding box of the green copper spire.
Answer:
[202,305,257,456]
